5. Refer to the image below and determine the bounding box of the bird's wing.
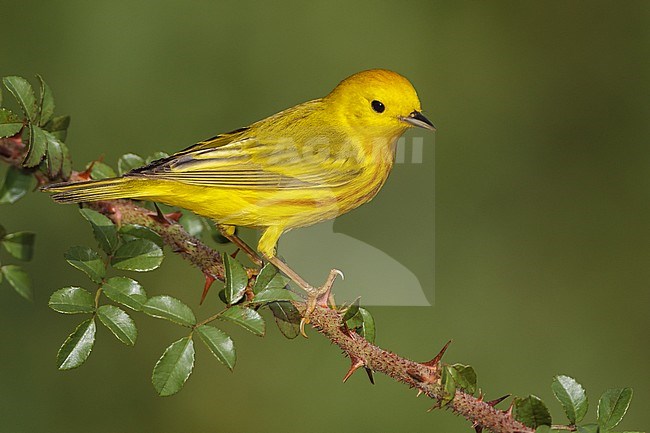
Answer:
[127,128,361,189]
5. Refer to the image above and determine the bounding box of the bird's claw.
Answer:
[299,268,343,338]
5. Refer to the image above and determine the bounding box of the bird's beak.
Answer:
[400,110,436,131]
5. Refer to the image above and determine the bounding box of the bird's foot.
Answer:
[299,269,344,337]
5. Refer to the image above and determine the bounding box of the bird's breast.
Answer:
[335,155,393,215]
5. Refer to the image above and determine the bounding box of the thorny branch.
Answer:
[1,135,533,433]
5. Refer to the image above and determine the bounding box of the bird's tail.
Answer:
[43,177,142,204]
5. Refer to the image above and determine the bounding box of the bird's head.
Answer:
[325,69,435,139]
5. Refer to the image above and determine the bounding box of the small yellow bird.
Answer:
[44,69,434,320]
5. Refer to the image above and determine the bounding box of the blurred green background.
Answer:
[1,1,648,432]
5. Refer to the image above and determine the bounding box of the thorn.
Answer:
[164,211,182,223]
[487,394,510,408]
[342,357,365,383]
[333,269,345,281]
[426,401,441,412]
[200,273,216,305]
[473,422,483,433]
[77,155,104,181]
[364,368,375,385]
[150,202,177,225]
[77,162,94,180]
[416,390,423,397]
[504,400,515,417]
[477,390,484,402]
[230,248,240,259]
[422,340,452,368]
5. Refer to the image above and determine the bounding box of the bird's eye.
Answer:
[371,100,385,113]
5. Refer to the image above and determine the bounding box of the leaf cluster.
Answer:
[1,75,72,179]
[529,376,636,433]
[49,207,336,396]
[437,366,638,433]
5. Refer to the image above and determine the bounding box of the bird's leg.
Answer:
[264,254,342,337]
[264,254,311,288]
[258,226,342,336]
[217,224,263,267]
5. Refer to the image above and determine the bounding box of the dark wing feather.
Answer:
[127,127,361,190]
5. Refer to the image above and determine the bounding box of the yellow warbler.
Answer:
[44,69,434,317]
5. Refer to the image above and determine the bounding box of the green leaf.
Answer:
[342,298,360,322]
[440,365,457,406]
[2,76,37,121]
[118,224,163,247]
[24,124,47,167]
[60,141,72,179]
[449,364,477,395]
[577,424,600,433]
[357,308,376,343]
[0,166,35,204]
[345,311,363,329]
[117,153,145,176]
[145,151,169,164]
[196,325,236,370]
[43,115,70,141]
[252,288,301,304]
[102,276,147,311]
[598,388,633,430]
[36,75,55,126]
[220,306,265,336]
[253,263,289,294]
[346,307,375,343]
[97,305,137,346]
[111,239,163,272]
[0,108,23,137]
[552,375,588,424]
[88,161,116,180]
[1,231,35,261]
[142,295,196,327]
[269,273,289,290]
[268,301,301,339]
[56,318,96,370]
[64,246,105,283]
[253,263,275,293]
[43,130,64,177]
[223,255,247,304]
[1,264,33,301]
[48,286,95,314]
[79,208,118,254]
[514,395,552,429]
[152,337,195,396]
